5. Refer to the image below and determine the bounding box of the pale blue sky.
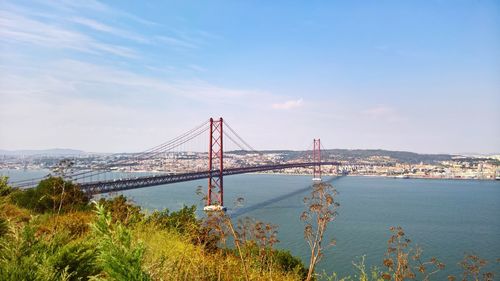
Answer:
[0,0,499,154]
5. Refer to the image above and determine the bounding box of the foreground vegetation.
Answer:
[0,176,308,281]
[0,176,497,280]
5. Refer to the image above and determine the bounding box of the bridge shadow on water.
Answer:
[228,176,339,218]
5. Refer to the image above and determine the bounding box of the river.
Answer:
[2,169,499,278]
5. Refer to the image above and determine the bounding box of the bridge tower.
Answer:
[204,117,226,212]
[312,138,322,181]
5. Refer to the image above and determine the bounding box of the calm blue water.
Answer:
[2,170,499,278]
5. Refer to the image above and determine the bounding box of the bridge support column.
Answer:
[205,117,226,212]
[313,139,322,181]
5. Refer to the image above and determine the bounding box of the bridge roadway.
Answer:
[80,161,341,194]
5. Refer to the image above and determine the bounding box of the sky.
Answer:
[0,0,499,154]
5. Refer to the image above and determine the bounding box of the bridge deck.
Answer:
[80,162,340,194]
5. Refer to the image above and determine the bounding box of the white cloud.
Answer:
[272,98,304,110]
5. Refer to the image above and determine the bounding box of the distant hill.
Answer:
[322,149,455,164]
[0,148,86,156]
[0,147,459,164]
[229,149,457,164]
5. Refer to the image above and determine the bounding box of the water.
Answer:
[2,170,499,278]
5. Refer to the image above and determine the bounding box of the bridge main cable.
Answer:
[70,120,210,181]
[9,119,211,187]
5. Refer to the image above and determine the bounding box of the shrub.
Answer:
[42,211,94,237]
[144,205,199,234]
[0,217,8,238]
[11,177,89,214]
[0,218,100,281]
[98,195,143,226]
[0,202,31,223]
[273,248,308,279]
[91,203,151,281]
[0,176,12,197]
[48,240,100,281]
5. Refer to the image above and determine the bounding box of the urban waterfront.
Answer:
[3,169,499,278]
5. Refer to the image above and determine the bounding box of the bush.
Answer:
[11,177,89,214]
[91,203,151,281]
[273,249,308,279]
[144,205,199,234]
[98,195,143,226]
[0,176,12,197]
[48,240,100,281]
[41,211,94,237]
[0,217,8,238]
[0,219,99,281]
[0,202,31,223]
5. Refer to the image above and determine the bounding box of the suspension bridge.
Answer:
[10,117,340,211]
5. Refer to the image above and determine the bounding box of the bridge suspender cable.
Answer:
[10,119,210,187]
[223,121,258,153]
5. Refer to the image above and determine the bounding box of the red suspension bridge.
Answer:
[10,117,340,211]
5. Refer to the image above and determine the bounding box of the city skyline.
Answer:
[0,0,499,154]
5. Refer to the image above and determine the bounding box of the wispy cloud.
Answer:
[38,0,158,26]
[0,0,279,151]
[156,35,198,49]
[1,1,212,63]
[272,98,304,110]
[0,58,267,107]
[0,11,138,58]
[0,57,275,151]
[70,17,150,44]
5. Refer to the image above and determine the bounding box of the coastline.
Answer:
[1,168,498,182]
[248,171,499,181]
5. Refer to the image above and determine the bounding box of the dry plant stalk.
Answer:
[236,216,279,273]
[382,226,445,281]
[301,182,339,281]
[199,193,284,281]
[447,253,495,281]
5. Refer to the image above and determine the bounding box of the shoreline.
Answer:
[249,171,498,181]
